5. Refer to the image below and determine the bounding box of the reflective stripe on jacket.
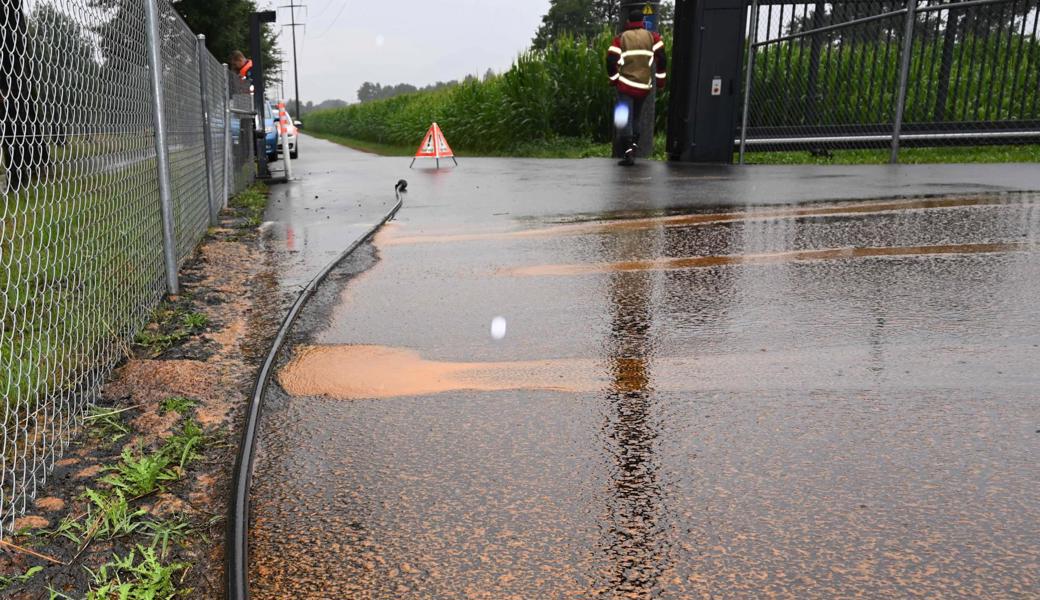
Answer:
[606,22,667,98]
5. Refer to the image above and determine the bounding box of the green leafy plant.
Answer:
[0,565,44,590]
[83,488,147,540]
[102,447,178,497]
[50,514,84,545]
[142,515,193,558]
[86,545,189,600]
[181,312,208,331]
[160,396,196,416]
[85,405,131,445]
[230,184,269,227]
[163,419,206,469]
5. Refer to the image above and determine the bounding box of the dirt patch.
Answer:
[0,191,285,599]
[33,498,65,513]
[278,344,596,399]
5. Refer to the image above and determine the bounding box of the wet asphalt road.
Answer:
[250,137,1040,599]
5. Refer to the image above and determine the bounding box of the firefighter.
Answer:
[229,50,254,94]
[607,8,668,166]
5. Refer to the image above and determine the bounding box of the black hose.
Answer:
[227,183,405,600]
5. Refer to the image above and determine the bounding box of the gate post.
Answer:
[891,0,918,164]
[666,0,747,162]
[738,0,760,164]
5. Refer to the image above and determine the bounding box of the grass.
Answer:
[308,129,613,159]
[159,397,196,416]
[39,410,211,598]
[230,183,269,228]
[0,565,43,591]
[133,301,209,357]
[304,130,414,156]
[315,122,1033,164]
[2,174,265,598]
[742,144,1040,165]
[85,406,133,446]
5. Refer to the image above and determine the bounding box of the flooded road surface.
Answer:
[250,151,1040,599]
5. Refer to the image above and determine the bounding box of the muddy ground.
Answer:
[0,192,287,599]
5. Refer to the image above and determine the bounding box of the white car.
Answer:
[268,102,300,159]
[278,117,300,160]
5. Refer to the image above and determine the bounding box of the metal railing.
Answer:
[0,0,253,534]
[739,0,1040,161]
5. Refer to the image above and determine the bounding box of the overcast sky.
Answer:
[260,0,552,104]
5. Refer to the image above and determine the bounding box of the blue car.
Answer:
[262,101,278,162]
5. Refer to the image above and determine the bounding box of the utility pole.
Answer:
[280,2,305,118]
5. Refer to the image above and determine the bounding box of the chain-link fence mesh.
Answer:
[739,0,1040,158]
[0,0,253,535]
[230,92,257,196]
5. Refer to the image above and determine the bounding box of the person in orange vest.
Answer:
[607,8,668,166]
[229,50,254,93]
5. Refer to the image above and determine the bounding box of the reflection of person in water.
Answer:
[601,261,667,598]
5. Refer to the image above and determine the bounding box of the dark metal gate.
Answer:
[738,0,1040,161]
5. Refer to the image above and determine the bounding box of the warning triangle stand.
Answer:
[410,122,458,169]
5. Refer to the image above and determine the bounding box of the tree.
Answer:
[172,0,281,85]
[356,81,456,103]
[1,0,48,189]
[533,0,602,49]
[785,1,1031,42]
[532,0,674,49]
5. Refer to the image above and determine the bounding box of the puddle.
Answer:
[384,196,1023,246]
[507,242,1034,277]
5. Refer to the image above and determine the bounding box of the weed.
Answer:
[85,405,131,445]
[134,302,209,356]
[83,488,147,540]
[0,565,43,590]
[230,184,268,227]
[102,447,178,497]
[86,545,190,600]
[142,515,193,558]
[181,312,208,330]
[160,396,196,416]
[50,514,83,545]
[134,330,186,355]
[163,419,206,469]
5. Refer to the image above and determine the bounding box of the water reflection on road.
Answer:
[250,190,1040,599]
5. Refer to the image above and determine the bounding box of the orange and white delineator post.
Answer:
[277,100,293,179]
[410,122,458,169]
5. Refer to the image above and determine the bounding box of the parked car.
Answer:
[259,101,278,162]
[278,111,299,160]
[258,101,299,162]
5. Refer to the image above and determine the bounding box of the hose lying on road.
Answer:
[226,182,406,600]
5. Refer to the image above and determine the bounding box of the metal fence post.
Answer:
[739,0,760,165]
[144,0,179,295]
[223,66,232,208]
[197,34,218,226]
[890,0,918,164]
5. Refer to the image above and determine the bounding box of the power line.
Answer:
[279,3,306,117]
[310,0,334,21]
[312,1,348,39]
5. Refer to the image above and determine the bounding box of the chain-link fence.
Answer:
[0,0,253,535]
[739,0,1040,161]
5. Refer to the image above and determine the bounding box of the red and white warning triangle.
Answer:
[411,122,458,168]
